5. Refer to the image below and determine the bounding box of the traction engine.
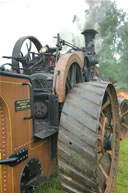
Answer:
[0,29,120,193]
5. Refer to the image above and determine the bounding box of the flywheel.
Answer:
[58,81,120,193]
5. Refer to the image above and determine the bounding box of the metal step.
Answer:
[35,128,57,139]
[34,119,57,139]
[27,174,48,188]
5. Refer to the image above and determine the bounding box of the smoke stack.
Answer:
[81,29,98,52]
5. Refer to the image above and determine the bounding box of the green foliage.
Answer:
[73,0,128,89]
[95,1,128,89]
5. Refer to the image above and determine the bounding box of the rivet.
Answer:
[4,189,7,192]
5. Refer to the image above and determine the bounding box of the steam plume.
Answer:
[84,0,103,29]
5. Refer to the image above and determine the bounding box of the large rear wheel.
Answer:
[58,81,120,193]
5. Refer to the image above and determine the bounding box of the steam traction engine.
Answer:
[0,29,120,193]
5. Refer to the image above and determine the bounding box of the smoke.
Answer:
[84,0,103,29]
[83,0,114,54]
[85,0,102,6]
[72,0,112,31]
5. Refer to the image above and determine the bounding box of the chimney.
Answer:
[81,29,98,53]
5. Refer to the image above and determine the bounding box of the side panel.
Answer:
[0,74,56,193]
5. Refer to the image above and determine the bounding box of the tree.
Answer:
[73,0,128,89]
[97,0,127,88]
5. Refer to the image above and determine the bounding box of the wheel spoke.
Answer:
[66,64,77,94]
[98,153,103,162]
[102,97,110,111]
[20,51,24,57]
[121,109,128,117]
[99,122,102,130]
[98,134,102,140]
[97,146,102,153]
[106,150,112,157]
[99,163,109,180]
[70,64,77,87]
[98,112,109,153]
[12,36,42,74]
[66,78,72,91]
[121,122,128,129]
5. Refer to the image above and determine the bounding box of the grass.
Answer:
[115,139,128,193]
[34,172,64,193]
[34,140,128,193]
